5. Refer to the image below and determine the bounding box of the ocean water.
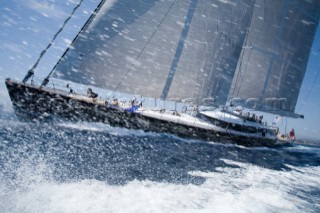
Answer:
[0,111,319,213]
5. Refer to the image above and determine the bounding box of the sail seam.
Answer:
[259,0,290,102]
[111,0,177,95]
[160,0,198,100]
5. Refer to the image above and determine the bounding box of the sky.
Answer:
[0,0,320,140]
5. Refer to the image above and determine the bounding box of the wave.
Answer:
[0,159,319,213]
[0,111,319,212]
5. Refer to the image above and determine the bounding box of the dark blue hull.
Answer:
[5,78,278,147]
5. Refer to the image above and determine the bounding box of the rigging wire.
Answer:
[40,0,86,87]
[42,0,107,87]
[296,66,320,113]
[111,0,177,96]
[22,0,85,85]
[231,3,255,98]
[285,116,287,135]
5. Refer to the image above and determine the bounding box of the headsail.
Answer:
[229,0,320,117]
[53,0,255,106]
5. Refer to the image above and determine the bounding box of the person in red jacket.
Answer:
[289,128,295,140]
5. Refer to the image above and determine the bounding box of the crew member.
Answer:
[87,88,98,98]
[289,128,295,140]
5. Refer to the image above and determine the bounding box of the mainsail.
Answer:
[230,0,320,117]
[53,0,255,106]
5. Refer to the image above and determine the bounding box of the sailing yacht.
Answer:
[5,0,320,146]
